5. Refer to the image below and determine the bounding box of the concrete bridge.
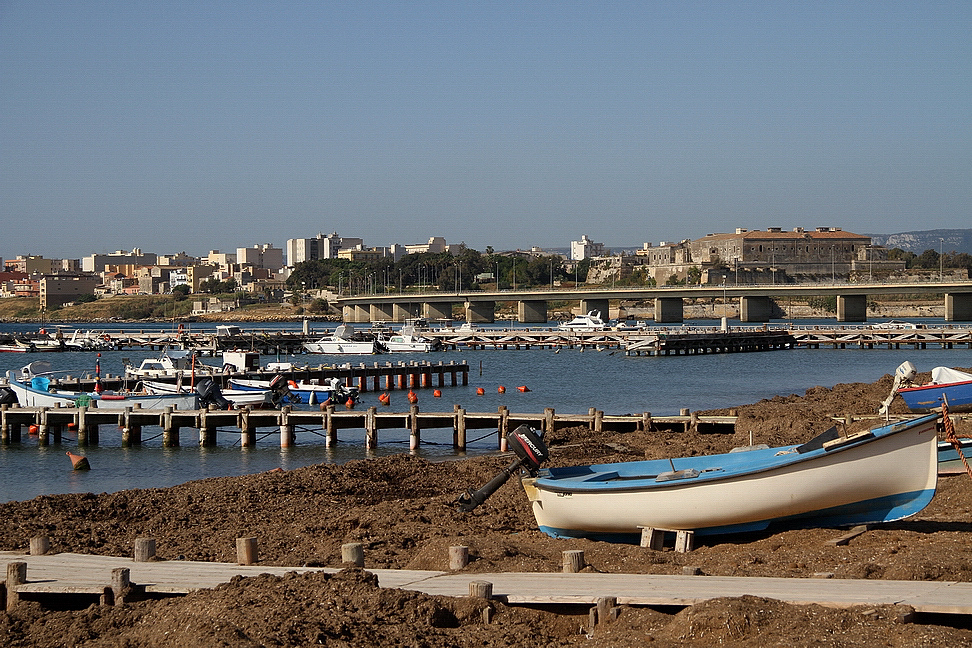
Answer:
[335,281,972,324]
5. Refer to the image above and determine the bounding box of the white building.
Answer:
[570,235,604,261]
[285,232,364,265]
[237,244,283,270]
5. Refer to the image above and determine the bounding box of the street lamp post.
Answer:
[940,238,944,282]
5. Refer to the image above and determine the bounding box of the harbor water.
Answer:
[1,319,968,502]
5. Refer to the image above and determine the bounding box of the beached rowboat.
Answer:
[521,413,939,541]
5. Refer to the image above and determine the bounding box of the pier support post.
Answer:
[6,561,26,609]
[240,409,256,448]
[498,406,509,451]
[199,411,218,447]
[76,407,89,446]
[836,294,867,322]
[544,407,556,434]
[162,407,180,447]
[279,407,294,448]
[365,406,377,449]
[1,404,19,445]
[945,292,972,322]
[37,408,50,447]
[654,297,683,323]
[739,296,773,322]
[409,405,420,450]
[455,407,466,449]
[325,405,337,447]
[121,410,142,447]
[517,300,548,323]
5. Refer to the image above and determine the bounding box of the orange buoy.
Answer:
[517,385,531,392]
[498,385,506,393]
[476,387,485,395]
[378,392,390,406]
[66,451,90,471]
[433,389,442,398]
[28,424,39,435]
[407,390,418,404]
[345,397,355,409]
[67,422,77,431]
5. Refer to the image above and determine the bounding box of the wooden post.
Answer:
[449,545,469,570]
[675,530,695,553]
[409,404,420,450]
[596,596,619,624]
[76,407,88,446]
[341,542,364,567]
[38,408,50,447]
[6,561,26,609]
[455,407,466,450]
[111,567,131,605]
[30,536,50,556]
[365,406,377,449]
[544,407,556,434]
[325,405,337,447]
[134,537,156,562]
[199,411,217,447]
[641,411,653,432]
[563,549,585,573]
[162,406,180,447]
[468,580,493,599]
[593,410,604,433]
[236,537,258,565]
[498,406,509,451]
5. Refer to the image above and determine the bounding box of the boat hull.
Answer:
[228,377,356,404]
[302,341,377,354]
[7,375,198,410]
[899,380,972,412]
[523,414,939,541]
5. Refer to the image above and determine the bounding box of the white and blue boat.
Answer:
[521,413,939,542]
[897,366,972,412]
[228,376,359,406]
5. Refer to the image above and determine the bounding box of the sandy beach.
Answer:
[2,370,972,646]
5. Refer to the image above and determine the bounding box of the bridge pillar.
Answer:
[423,301,454,320]
[739,296,773,323]
[517,300,548,323]
[579,299,610,319]
[343,304,371,323]
[836,294,867,322]
[393,303,422,321]
[945,293,972,322]
[370,303,395,323]
[464,300,496,323]
[654,297,683,323]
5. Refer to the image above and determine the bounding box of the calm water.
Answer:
[1,319,968,502]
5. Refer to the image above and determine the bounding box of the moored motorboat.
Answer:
[519,413,939,542]
[139,379,275,408]
[377,323,441,352]
[6,370,200,410]
[303,324,381,355]
[228,375,359,406]
[558,311,606,332]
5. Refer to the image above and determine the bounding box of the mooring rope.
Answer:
[942,398,972,480]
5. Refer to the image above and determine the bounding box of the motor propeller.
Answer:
[456,425,549,513]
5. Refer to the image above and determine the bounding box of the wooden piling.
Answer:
[498,406,509,451]
[240,409,256,447]
[30,536,50,556]
[279,407,294,448]
[563,549,585,573]
[468,580,493,599]
[341,542,364,567]
[111,567,131,605]
[455,407,466,449]
[6,561,26,609]
[325,405,337,446]
[365,407,377,449]
[449,545,469,570]
[162,406,180,447]
[236,537,258,565]
[409,404,420,450]
[134,537,156,562]
[38,408,50,447]
[544,407,556,434]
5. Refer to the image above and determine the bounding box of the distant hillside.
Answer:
[868,229,972,254]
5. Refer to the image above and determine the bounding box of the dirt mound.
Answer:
[3,372,972,646]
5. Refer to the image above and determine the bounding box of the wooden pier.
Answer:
[4,550,972,615]
[0,402,737,449]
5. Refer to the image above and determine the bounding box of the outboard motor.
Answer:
[196,378,232,409]
[268,374,293,406]
[456,425,549,512]
[878,360,920,418]
[0,386,18,406]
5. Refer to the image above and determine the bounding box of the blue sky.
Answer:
[2,1,969,261]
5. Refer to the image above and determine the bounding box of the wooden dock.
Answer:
[4,551,972,615]
[0,403,738,449]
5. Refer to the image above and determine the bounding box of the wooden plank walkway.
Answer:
[4,551,972,614]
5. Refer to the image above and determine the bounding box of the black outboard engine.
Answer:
[0,386,18,406]
[456,425,549,512]
[268,374,293,405]
[196,378,232,409]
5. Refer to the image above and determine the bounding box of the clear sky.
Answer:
[2,1,969,261]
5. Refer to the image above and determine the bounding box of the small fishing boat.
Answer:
[520,413,939,541]
[228,375,359,406]
[303,324,381,355]
[377,322,441,352]
[891,362,972,412]
[125,348,223,379]
[558,311,606,332]
[6,370,200,410]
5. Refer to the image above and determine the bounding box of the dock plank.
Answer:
[5,552,972,614]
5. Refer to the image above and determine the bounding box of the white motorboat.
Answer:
[139,379,274,408]
[6,370,199,410]
[558,310,607,332]
[125,349,222,379]
[303,324,380,354]
[378,323,441,352]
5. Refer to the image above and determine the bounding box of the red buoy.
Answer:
[517,385,531,392]
[28,424,39,435]
[407,390,418,404]
[433,389,442,397]
[66,451,90,471]
[498,385,506,393]
[476,387,485,395]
